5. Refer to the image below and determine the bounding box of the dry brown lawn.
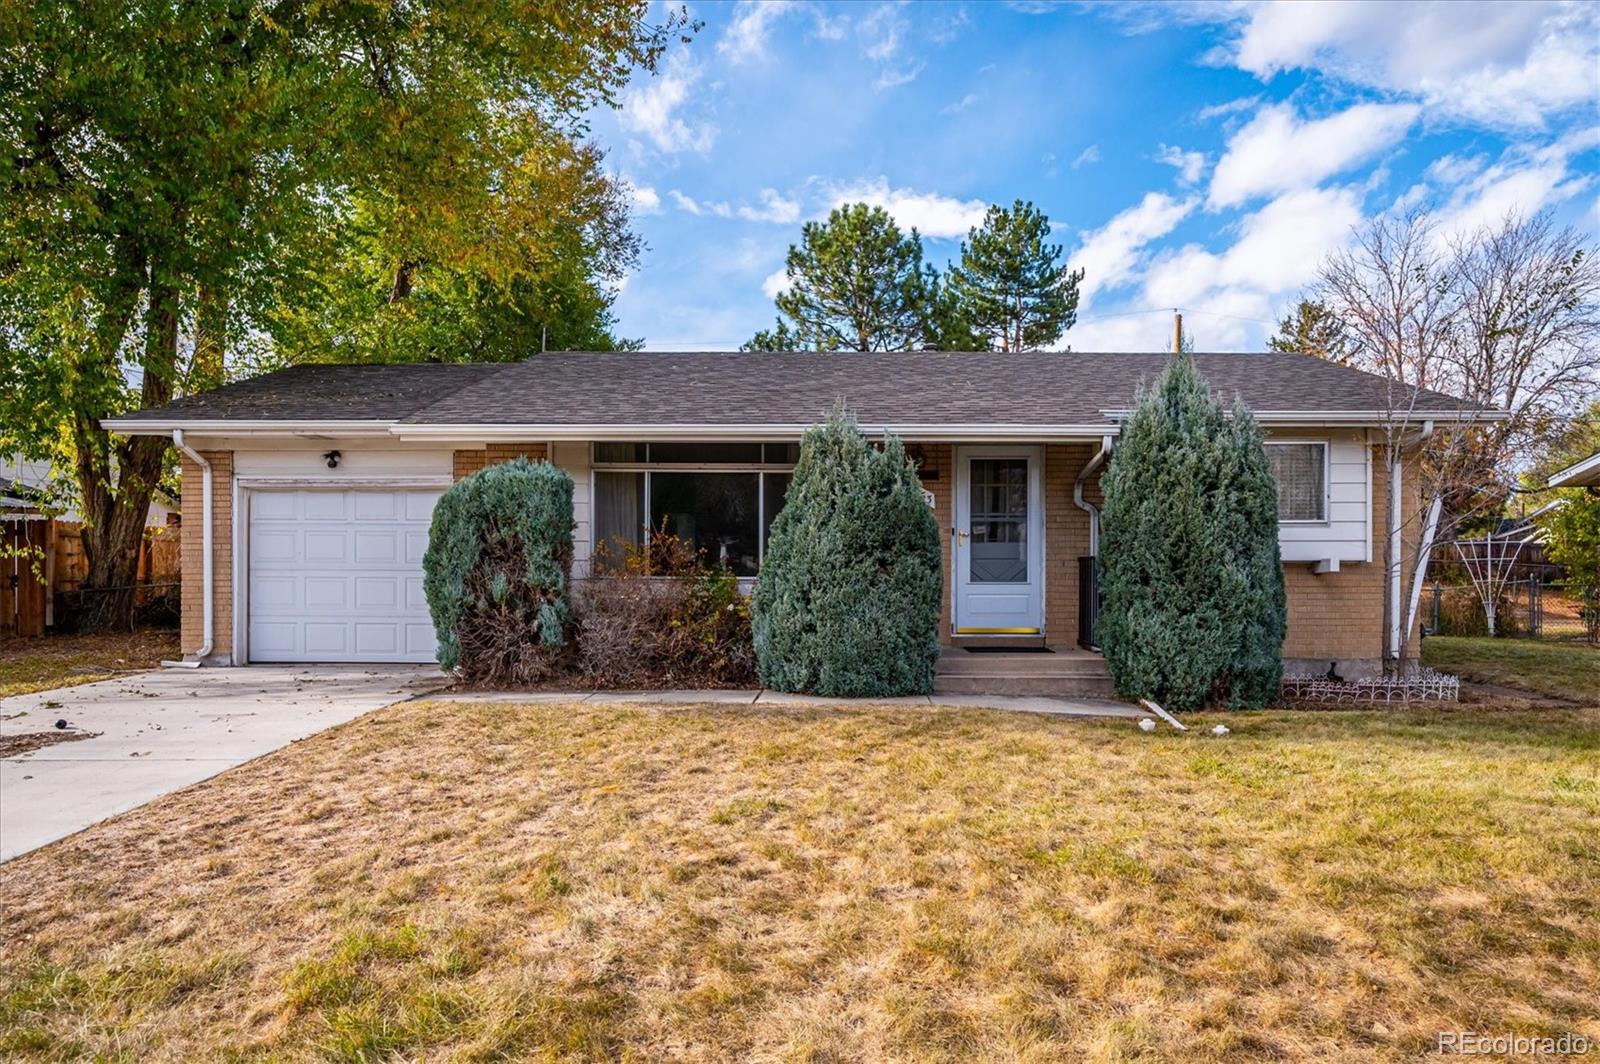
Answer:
[1,697,1597,1062]
[0,629,179,698]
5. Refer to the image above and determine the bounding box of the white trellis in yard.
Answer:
[1452,528,1535,638]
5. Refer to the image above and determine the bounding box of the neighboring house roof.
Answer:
[1548,449,1600,489]
[106,352,1493,438]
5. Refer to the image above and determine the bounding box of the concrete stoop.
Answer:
[934,646,1117,699]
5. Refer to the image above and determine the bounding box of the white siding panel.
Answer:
[1274,431,1371,564]
[551,441,593,576]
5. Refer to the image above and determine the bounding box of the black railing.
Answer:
[1078,556,1099,650]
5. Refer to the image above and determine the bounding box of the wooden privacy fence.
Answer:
[1,519,180,638]
[2,519,50,639]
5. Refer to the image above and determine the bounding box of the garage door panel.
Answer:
[404,492,441,521]
[405,624,437,655]
[249,489,439,664]
[354,531,398,563]
[354,493,399,520]
[251,530,298,563]
[304,493,349,520]
[305,577,348,609]
[304,531,348,563]
[303,622,350,655]
[354,623,399,654]
[354,577,397,609]
[405,576,428,611]
[252,493,298,520]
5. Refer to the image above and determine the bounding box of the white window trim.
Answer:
[1266,439,1331,525]
[589,443,797,569]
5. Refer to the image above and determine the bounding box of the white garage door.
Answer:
[248,488,441,663]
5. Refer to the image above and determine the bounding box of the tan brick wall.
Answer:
[451,443,548,481]
[1043,443,1100,647]
[179,450,232,661]
[913,444,954,643]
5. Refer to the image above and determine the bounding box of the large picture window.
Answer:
[591,443,796,576]
[1266,442,1328,522]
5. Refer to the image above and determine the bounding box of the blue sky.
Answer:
[588,1,1600,351]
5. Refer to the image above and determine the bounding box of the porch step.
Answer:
[933,647,1117,699]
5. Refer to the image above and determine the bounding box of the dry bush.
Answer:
[573,532,756,689]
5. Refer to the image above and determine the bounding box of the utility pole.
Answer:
[1172,310,1183,353]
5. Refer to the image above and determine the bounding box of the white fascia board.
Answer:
[1549,450,1600,488]
[1098,408,1509,426]
[386,422,1122,443]
[100,419,400,438]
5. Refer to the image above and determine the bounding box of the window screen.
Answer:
[1267,443,1326,521]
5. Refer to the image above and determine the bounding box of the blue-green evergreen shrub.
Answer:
[1097,354,1286,709]
[422,458,574,683]
[753,409,942,696]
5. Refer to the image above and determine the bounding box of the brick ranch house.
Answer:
[106,351,1489,683]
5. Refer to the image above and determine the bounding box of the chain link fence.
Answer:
[1427,577,1597,643]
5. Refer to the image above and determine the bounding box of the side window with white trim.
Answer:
[1266,442,1327,522]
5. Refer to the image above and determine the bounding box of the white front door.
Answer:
[247,488,441,663]
[953,446,1044,635]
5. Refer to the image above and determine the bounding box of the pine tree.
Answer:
[772,204,933,351]
[752,408,943,696]
[1096,355,1286,709]
[949,199,1084,350]
[1267,299,1352,364]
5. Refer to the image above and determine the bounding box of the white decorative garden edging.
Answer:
[1280,668,1460,704]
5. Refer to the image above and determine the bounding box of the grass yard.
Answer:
[2,698,1597,1062]
[0,629,179,699]
[1422,635,1600,703]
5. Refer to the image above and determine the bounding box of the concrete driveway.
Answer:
[0,664,442,862]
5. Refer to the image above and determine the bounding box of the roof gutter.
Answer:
[387,422,1126,443]
[165,430,212,667]
[1100,408,1510,425]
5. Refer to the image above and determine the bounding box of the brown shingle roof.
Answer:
[113,351,1481,428]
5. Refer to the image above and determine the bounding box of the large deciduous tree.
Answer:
[1311,208,1600,670]
[948,199,1083,351]
[0,1,685,627]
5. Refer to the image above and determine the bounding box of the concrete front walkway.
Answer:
[0,664,442,862]
[434,687,1149,720]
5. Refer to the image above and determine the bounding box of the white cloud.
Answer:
[762,268,791,299]
[825,177,988,238]
[941,92,978,116]
[617,53,717,155]
[624,180,661,215]
[1432,127,1600,237]
[666,187,802,224]
[859,2,924,89]
[739,188,803,224]
[669,189,703,216]
[719,0,798,63]
[860,2,906,61]
[1156,143,1207,186]
[1207,101,1419,209]
[1212,0,1599,130]
[1071,144,1100,169]
[1071,192,1197,299]
[1196,95,1261,122]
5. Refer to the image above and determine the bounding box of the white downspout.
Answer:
[166,429,212,666]
[1074,435,1114,555]
[1388,420,1433,662]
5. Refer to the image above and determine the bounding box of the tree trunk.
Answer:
[73,270,177,631]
